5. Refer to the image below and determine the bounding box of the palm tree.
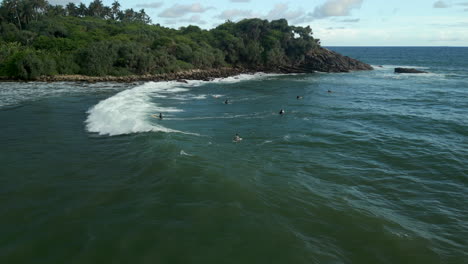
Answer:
[77,3,87,17]
[2,0,22,29]
[111,0,120,20]
[66,2,78,17]
[88,0,104,18]
[123,8,135,22]
[137,9,151,24]
[20,0,36,25]
[30,0,47,21]
[46,4,65,17]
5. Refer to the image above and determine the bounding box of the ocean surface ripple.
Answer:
[0,47,467,263]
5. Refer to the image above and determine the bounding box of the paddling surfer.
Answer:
[233,133,242,142]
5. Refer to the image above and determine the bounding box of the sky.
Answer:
[50,0,468,46]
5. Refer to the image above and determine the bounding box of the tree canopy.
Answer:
[0,0,321,79]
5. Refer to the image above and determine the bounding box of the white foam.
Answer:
[371,65,388,71]
[180,150,193,156]
[172,94,208,100]
[211,72,285,83]
[191,95,208,99]
[166,112,270,121]
[376,65,429,70]
[85,81,190,136]
[372,65,431,75]
[381,72,445,81]
[372,65,447,80]
[85,73,279,136]
[259,140,273,145]
[0,82,127,108]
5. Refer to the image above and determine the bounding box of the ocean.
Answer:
[1,47,467,263]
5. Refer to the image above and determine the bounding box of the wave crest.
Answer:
[85,73,280,136]
[85,82,187,136]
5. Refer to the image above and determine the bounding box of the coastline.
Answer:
[0,67,258,83]
[0,47,374,83]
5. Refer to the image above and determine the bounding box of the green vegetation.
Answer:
[0,0,321,80]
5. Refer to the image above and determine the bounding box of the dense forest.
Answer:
[0,0,322,79]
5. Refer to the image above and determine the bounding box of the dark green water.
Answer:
[1,48,467,263]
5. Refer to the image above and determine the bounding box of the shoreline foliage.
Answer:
[0,0,320,79]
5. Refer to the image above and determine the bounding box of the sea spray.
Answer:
[85,82,187,136]
[85,73,279,136]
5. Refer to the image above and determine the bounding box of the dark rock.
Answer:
[283,47,373,73]
[394,67,427,74]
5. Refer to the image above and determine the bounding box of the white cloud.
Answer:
[164,20,177,25]
[341,18,360,22]
[312,0,363,18]
[459,2,468,11]
[216,4,305,23]
[135,2,163,9]
[265,4,305,22]
[433,1,449,8]
[316,15,468,46]
[48,0,80,5]
[180,15,207,25]
[216,9,257,20]
[159,3,213,18]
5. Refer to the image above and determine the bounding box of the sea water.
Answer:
[0,47,467,263]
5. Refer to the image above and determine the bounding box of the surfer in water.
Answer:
[159,113,163,119]
[224,99,229,104]
[327,89,332,93]
[297,96,303,99]
[279,109,285,115]
[233,133,242,142]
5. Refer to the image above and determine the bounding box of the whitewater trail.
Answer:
[85,81,191,136]
[85,73,279,136]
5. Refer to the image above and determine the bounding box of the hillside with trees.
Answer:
[0,0,371,80]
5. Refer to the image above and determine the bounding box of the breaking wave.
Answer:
[85,73,276,136]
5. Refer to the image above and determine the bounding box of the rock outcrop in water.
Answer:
[394,67,428,74]
[280,47,373,73]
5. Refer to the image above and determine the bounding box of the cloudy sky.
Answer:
[52,0,468,46]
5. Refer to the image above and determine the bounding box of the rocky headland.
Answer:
[0,47,373,83]
[280,47,373,73]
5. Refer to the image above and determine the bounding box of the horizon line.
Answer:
[324,45,468,48]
